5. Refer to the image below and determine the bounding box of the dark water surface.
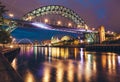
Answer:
[11,46,120,82]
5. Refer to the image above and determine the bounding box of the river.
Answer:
[11,46,120,82]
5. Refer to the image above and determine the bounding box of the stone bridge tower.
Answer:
[98,26,105,43]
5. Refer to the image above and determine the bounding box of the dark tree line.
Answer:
[0,28,12,44]
[0,2,11,44]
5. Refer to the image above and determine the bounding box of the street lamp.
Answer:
[57,21,61,25]
[77,25,81,28]
[92,28,95,31]
[44,19,48,23]
[68,23,72,27]
[107,31,110,34]
[12,38,16,43]
[8,13,14,18]
[85,24,88,30]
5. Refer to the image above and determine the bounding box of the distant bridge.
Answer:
[17,38,33,45]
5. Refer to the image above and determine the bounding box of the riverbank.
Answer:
[1,47,20,63]
[35,44,120,53]
[85,44,120,53]
[0,47,23,82]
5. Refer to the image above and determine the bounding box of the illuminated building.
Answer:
[98,26,105,43]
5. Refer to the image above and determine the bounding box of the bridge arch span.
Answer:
[23,5,86,28]
[17,38,33,45]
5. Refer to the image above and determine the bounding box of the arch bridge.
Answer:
[1,5,105,43]
[23,5,86,29]
[17,38,33,45]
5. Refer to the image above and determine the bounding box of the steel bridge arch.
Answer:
[23,5,86,28]
[17,38,33,45]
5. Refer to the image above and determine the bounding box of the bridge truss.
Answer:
[23,5,86,29]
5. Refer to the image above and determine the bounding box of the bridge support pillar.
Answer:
[98,26,105,44]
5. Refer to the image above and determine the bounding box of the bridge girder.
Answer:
[23,5,86,29]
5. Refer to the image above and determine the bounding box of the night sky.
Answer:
[1,0,120,40]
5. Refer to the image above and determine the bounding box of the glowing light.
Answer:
[67,61,74,82]
[48,47,52,62]
[80,40,83,43]
[64,48,69,59]
[11,58,17,70]
[10,36,12,38]
[8,13,14,18]
[34,47,37,60]
[92,28,95,30]
[85,24,88,30]
[10,45,13,48]
[44,19,49,23]
[57,21,61,25]
[31,22,94,33]
[28,16,33,21]
[87,39,90,43]
[74,48,77,59]
[31,22,51,29]
[118,56,120,64]
[68,23,72,27]
[111,32,114,34]
[80,48,84,62]
[56,62,64,82]
[107,31,110,34]
[77,25,81,28]
[45,47,48,56]
[101,55,107,68]
[24,70,35,82]
[42,67,50,82]
[12,38,16,43]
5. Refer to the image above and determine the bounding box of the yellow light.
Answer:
[111,32,114,34]
[44,19,48,23]
[13,38,16,41]
[25,70,35,82]
[10,45,13,48]
[11,58,17,70]
[92,28,95,30]
[10,36,12,38]
[42,67,50,82]
[107,31,110,34]
[9,13,14,18]
[85,24,88,30]
[57,21,61,25]
[77,25,81,28]
[68,23,72,27]
[27,16,33,21]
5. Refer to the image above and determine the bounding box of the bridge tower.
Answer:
[98,26,105,43]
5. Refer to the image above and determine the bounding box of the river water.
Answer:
[11,46,120,82]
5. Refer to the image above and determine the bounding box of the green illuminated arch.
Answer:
[23,5,86,28]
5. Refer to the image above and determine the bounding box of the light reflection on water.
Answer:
[11,46,120,82]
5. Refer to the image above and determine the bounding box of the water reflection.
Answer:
[12,46,120,82]
[24,70,35,82]
[56,61,64,82]
[11,58,17,70]
[42,66,50,82]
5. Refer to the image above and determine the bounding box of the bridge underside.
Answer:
[31,22,99,43]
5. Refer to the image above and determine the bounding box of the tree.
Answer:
[0,28,12,44]
[0,2,11,44]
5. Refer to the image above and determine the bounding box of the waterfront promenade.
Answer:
[86,44,120,52]
[0,46,23,82]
